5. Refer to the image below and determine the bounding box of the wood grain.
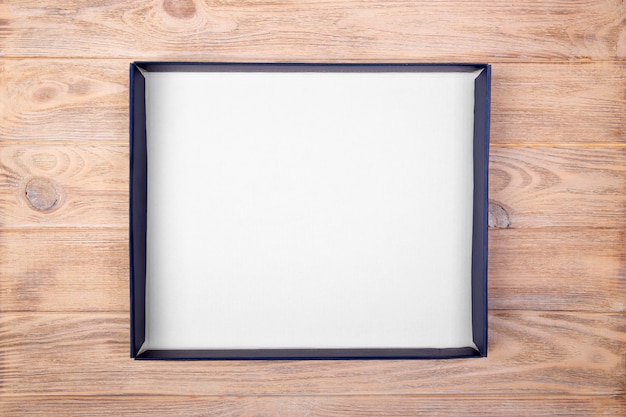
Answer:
[490,146,626,228]
[0,312,623,396]
[1,0,625,413]
[488,228,626,312]
[0,143,128,228]
[1,145,626,230]
[492,62,626,144]
[0,60,128,143]
[1,228,623,313]
[1,0,624,60]
[0,144,626,229]
[0,229,128,312]
[1,59,624,145]
[1,395,624,417]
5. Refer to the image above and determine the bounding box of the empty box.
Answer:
[130,63,490,359]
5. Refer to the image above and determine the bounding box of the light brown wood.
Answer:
[0,230,128,312]
[1,228,623,313]
[0,312,624,396]
[491,62,626,144]
[490,146,626,228]
[0,143,128,228]
[1,395,624,417]
[1,0,624,60]
[2,143,626,229]
[488,228,626,312]
[0,60,128,143]
[2,60,624,145]
[1,0,625,414]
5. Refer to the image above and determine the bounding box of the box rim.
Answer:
[129,62,490,360]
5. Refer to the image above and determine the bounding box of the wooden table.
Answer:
[1,1,624,415]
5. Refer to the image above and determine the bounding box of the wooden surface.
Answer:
[0,0,624,415]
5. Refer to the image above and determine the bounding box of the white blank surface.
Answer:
[143,69,478,351]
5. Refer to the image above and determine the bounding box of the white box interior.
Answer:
[142,69,480,352]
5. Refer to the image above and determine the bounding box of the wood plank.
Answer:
[1,59,624,145]
[1,228,623,313]
[492,62,626,144]
[0,395,624,417]
[0,143,128,228]
[0,143,623,229]
[1,147,626,231]
[0,229,128,312]
[0,1,624,60]
[489,228,626,312]
[0,312,623,395]
[490,146,626,228]
[0,60,128,143]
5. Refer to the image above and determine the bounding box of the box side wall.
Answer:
[130,63,147,357]
[471,66,491,356]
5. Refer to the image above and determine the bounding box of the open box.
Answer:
[130,63,490,359]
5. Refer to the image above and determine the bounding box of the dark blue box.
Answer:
[130,63,490,360]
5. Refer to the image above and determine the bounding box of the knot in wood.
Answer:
[488,201,511,228]
[33,85,59,103]
[25,178,61,212]
[163,0,196,19]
